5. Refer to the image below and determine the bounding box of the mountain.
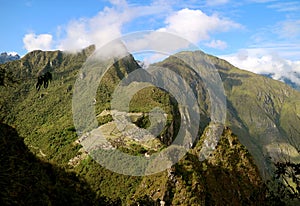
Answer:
[158,51,300,173]
[261,73,300,91]
[0,46,299,205]
[0,122,118,205]
[0,52,20,64]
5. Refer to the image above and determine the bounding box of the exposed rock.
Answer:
[68,148,88,167]
[0,52,20,64]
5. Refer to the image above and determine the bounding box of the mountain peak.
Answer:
[0,52,20,64]
[1,48,299,204]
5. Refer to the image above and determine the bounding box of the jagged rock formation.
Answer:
[0,46,299,205]
[0,52,20,64]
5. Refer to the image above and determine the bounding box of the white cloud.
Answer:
[23,33,53,52]
[117,31,193,70]
[205,39,227,49]
[125,31,192,54]
[7,51,19,56]
[51,0,171,52]
[57,5,132,52]
[57,20,91,51]
[220,48,300,86]
[22,2,240,54]
[135,52,168,68]
[158,8,241,44]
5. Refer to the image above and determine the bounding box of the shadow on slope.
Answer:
[0,122,119,206]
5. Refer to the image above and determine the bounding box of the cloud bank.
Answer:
[205,39,227,49]
[221,49,300,86]
[158,8,240,44]
[22,2,240,53]
[23,33,53,51]
[57,3,136,51]
[21,0,299,88]
[22,0,171,53]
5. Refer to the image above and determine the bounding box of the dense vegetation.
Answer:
[0,122,119,205]
[0,46,299,205]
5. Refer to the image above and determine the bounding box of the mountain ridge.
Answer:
[0,46,299,205]
[0,52,20,64]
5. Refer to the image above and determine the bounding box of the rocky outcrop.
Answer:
[0,52,20,64]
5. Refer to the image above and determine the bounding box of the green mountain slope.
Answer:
[0,122,118,205]
[130,127,266,205]
[208,52,300,173]
[157,51,300,176]
[0,47,299,205]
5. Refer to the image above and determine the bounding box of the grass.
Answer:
[1,47,299,205]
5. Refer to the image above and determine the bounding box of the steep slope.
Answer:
[0,47,299,204]
[0,46,96,165]
[0,46,181,204]
[156,51,300,177]
[0,121,117,205]
[130,127,267,206]
[207,52,300,174]
[261,73,300,91]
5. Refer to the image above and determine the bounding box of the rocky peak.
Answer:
[0,52,20,64]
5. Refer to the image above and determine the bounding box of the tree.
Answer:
[266,130,300,205]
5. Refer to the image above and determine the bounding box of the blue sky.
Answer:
[1,0,300,85]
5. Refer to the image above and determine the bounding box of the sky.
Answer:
[1,0,300,86]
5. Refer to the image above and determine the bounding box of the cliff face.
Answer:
[156,51,300,178]
[0,47,299,204]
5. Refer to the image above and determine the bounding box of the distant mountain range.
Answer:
[261,73,300,91]
[0,52,20,64]
[2,49,300,91]
[0,46,299,205]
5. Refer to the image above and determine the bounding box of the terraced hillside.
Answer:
[0,46,299,205]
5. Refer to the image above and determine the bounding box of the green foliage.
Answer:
[0,47,178,204]
[1,47,300,205]
[134,114,151,129]
[168,127,268,205]
[0,122,114,205]
[118,142,148,155]
[97,114,113,125]
[265,158,300,204]
[74,156,142,204]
